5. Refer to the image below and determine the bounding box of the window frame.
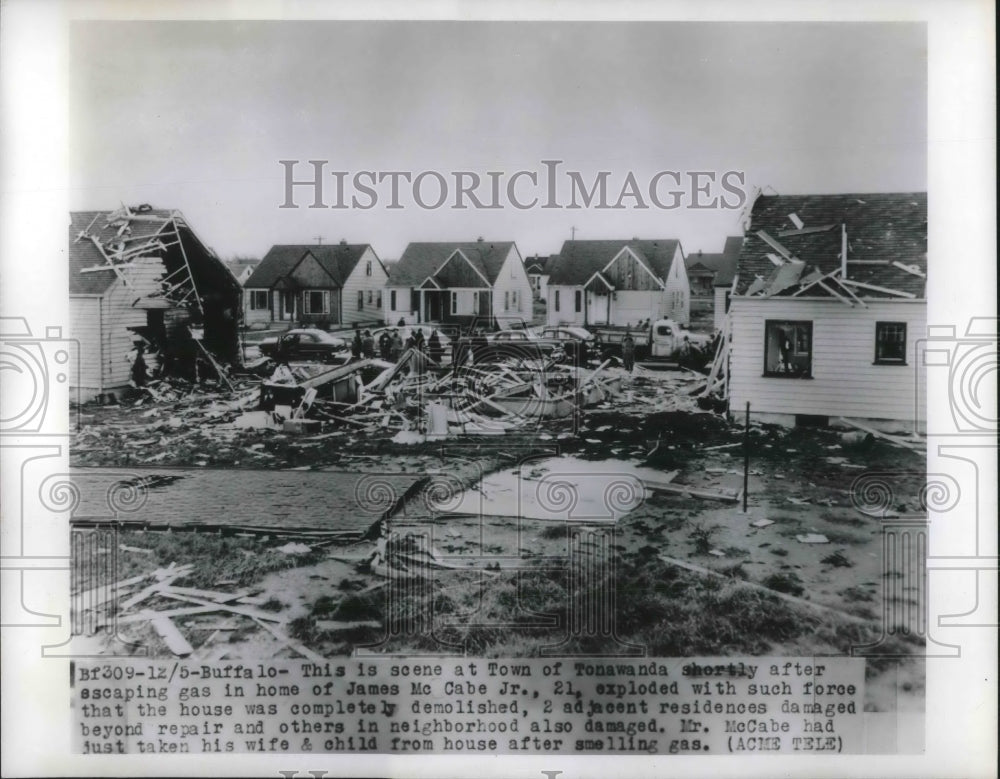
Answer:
[390,290,397,310]
[763,319,813,378]
[574,290,582,313]
[249,290,269,311]
[357,290,364,311]
[874,321,908,365]
[304,290,328,315]
[554,290,560,311]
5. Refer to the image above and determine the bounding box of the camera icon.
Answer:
[920,317,997,434]
[0,318,80,434]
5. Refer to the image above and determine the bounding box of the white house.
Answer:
[242,241,387,329]
[68,206,241,402]
[545,239,690,327]
[384,240,532,329]
[727,192,927,432]
[524,254,553,301]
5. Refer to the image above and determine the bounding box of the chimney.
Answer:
[340,238,347,245]
[477,236,484,242]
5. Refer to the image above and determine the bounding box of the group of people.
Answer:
[350,325,444,364]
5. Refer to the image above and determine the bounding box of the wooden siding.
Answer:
[662,246,690,325]
[728,297,927,426]
[69,297,102,390]
[713,287,730,331]
[341,247,388,326]
[384,285,416,325]
[546,285,585,326]
[490,247,533,324]
[612,290,663,327]
[605,249,660,290]
[99,257,167,390]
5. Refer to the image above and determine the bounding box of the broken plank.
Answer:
[249,617,326,663]
[315,619,381,631]
[641,481,739,502]
[161,585,251,603]
[155,591,287,623]
[150,616,194,657]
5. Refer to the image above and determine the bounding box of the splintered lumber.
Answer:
[249,617,325,663]
[838,417,923,452]
[155,591,287,623]
[150,616,194,657]
[315,619,381,632]
[72,572,150,605]
[161,585,250,603]
[191,334,235,391]
[658,554,871,625]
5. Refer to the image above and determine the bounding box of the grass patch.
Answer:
[761,572,805,596]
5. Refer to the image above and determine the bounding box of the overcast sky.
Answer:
[70,21,926,260]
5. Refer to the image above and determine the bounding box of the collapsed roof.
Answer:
[736,193,927,301]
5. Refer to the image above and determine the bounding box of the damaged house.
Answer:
[68,206,241,402]
[726,193,927,432]
[545,239,690,327]
[242,242,388,329]
[383,239,532,328]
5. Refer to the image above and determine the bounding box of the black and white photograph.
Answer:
[0,1,995,777]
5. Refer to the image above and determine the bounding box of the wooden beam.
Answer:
[838,279,916,299]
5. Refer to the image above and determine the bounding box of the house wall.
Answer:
[728,297,927,430]
[69,296,103,396]
[490,247,533,327]
[663,247,690,325]
[713,287,731,331]
[385,286,417,325]
[97,257,166,392]
[341,246,388,326]
[244,288,273,327]
[546,285,585,326]
[610,290,662,327]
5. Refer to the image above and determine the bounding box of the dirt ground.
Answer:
[70,366,926,713]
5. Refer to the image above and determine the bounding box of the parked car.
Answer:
[258,329,348,363]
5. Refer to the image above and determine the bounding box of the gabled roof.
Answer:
[685,236,743,288]
[246,243,375,289]
[69,209,174,295]
[524,254,555,275]
[735,193,927,297]
[548,239,681,286]
[224,258,261,278]
[390,241,515,287]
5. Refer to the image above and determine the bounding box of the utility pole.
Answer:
[571,226,578,241]
[314,235,324,246]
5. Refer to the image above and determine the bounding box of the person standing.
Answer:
[622,330,635,373]
[389,330,403,361]
[362,329,375,359]
[350,329,362,360]
[428,330,443,364]
[378,330,392,360]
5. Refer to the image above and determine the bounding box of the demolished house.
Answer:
[69,206,241,402]
[716,192,927,432]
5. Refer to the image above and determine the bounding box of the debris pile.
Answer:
[75,561,325,661]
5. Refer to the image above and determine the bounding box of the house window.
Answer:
[376,290,382,308]
[555,290,560,311]
[764,320,812,377]
[304,290,328,314]
[451,292,457,315]
[875,321,907,364]
[575,290,582,312]
[390,290,397,310]
[368,290,373,305]
[512,290,518,310]
[249,290,268,310]
[365,260,372,276]
[504,291,510,311]
[724,291,732,313]
[357,290,364,310]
